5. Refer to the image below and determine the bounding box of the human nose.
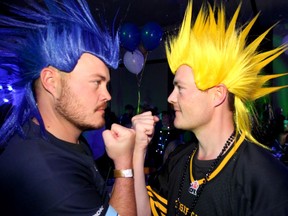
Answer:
[167,88,176,104]
[103,87,112,102]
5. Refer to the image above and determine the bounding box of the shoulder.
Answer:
[236,140,287,171]
[0,129,45,163]
[231,140,288,214]
[158,142,196,178]
[148,142,195,184]
[233,139,288,192]
[168,142,196,161]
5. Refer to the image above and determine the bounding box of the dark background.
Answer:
[0,0,287,117]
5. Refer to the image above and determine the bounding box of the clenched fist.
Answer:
[102,124,135,169]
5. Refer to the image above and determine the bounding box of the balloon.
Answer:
[141,22,163,51]
[119,23,141,51]
[123,49,144,74]
[282,34,288,55]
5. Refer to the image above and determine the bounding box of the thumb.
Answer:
[102,129,116,146]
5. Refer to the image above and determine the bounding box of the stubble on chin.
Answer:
[56,79,108,131]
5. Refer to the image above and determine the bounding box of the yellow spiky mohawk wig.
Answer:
[166,1,288,144]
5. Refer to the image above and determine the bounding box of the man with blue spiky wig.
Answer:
[0,0,136,215]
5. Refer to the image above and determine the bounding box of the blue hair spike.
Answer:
[0,0,120,146]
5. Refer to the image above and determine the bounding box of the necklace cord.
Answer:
[175,131,246,214]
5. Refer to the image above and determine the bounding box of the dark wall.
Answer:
[109,59,170,117]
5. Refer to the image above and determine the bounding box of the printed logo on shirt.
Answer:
[175,199,198,216]
[93,206,104,216]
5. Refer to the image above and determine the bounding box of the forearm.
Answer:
[109,177,136,216]
[130,111,158,216]
[133,150,151,216]
[102,124,137,215]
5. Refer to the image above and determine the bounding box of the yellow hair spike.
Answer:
[226,4,241,38]
[253,47,287,72]
[246,26,274,53]
[252,85,288,100]
[166,1,288,144]
[238,14,259,48]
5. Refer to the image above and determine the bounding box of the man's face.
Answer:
[167,65,214,132]
[55,53,111,131]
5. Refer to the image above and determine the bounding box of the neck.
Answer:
[32,116,81,144]
[195,128,235,160]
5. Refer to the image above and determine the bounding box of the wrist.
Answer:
[133,147,147,157]
[133,149,146,163]
[113,169,134,178]
[113,158,133,170]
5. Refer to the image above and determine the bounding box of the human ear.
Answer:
[212,84,228,107]
[39,66,60,96]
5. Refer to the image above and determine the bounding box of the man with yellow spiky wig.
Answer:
[131,1,288,216]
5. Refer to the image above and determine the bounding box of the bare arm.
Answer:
[132,112,159,216]
[133,146,151,216]
[109,176,135,215]
[102,124,136,216]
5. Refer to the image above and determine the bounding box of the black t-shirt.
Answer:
[147,136,288,216]
[0,121,111,216]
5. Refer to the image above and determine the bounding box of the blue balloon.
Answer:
[119,23,141,51]
[141,22,163,51]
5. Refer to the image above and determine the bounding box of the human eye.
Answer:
[177,85,184,93]
[94,80,101,87]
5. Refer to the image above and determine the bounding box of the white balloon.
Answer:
[123,49,144,74]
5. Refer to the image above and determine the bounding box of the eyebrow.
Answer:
[90,74,108,81]
[173,80,181,86]
[98,75,107,81]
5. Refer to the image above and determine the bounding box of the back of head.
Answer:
[0,0,120,146]
[165,1,288,145]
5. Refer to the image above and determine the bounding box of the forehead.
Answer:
[174,65,195,85]
[72,53,110,80]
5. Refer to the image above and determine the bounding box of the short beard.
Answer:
[55,77,104,131]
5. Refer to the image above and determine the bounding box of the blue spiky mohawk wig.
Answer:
[0,0,120,146]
